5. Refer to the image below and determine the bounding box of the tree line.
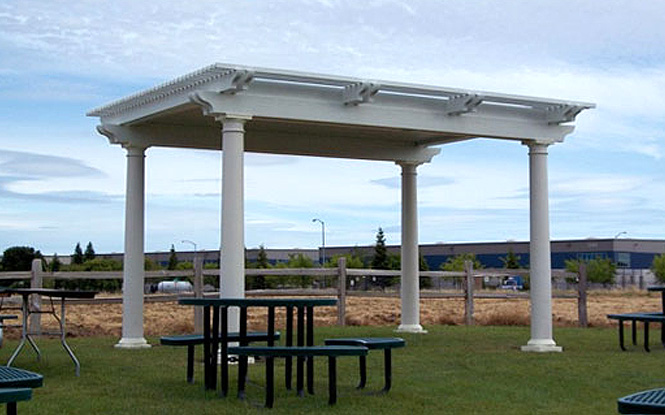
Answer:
[3,231,665,292]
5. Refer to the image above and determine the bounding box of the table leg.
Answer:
[7,294,40,367]
[285,306,293,390]
[328,356,337,405]
[296,306,305,397]
[237,306,248,400]
[203,306,213,390]
[618,320,626,351]
[220,306,228,397]
[382,349,392,393]
[211,306,219,390]
[57,298,81,376]
[266,356,275,408]
[644,322,651,352]
[357,355,367,389]
[306,305,314,395]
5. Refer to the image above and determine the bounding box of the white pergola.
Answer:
[88,63,594,352]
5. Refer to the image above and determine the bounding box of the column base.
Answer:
[115,337,151,349]
[395,324,428,334]
[521,338,562,353]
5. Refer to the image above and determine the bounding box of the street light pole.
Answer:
[312,218,326,266]
[181,239,198,263]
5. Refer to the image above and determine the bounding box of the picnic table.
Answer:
[177,297,337,397]
[607,286,665,352]
[0,288,97,376]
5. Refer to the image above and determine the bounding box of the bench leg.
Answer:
[328,356,337,405]
[7,402,17,415]
[644,322,651,352]
[186,345,195,384]
[297,357,305,397]
[382,349,392,393]
[632,320,637,345]
[357,355,367,389]
[266,357,275,408]
[661,322,665,348]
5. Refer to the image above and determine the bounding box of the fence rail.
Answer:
[1,258,587,327]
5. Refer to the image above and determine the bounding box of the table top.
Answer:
[0,287,97,299]
[0,366,43,388]
[178,297,337,307]
[647,286,665,292]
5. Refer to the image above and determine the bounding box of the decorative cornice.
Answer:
[88,62,595,124]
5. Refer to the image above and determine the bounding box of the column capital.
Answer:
[396,160,423,170]
[123,144,147,156]
[522,140,554,152]
[215,114,253,123]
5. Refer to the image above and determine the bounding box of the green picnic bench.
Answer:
[618,387,665,413]
[0,388,31,415]
[228,345,368,407]
[607,313,665,352]
[160,331,280,383]
[324,337,405,392]
[0,367,42,415]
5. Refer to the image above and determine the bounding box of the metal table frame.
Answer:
[0,288,97,376]
[178,297,337,397]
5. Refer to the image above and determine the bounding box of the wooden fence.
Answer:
[1,258,588,328]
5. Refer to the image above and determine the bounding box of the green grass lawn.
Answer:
[2,325,663,414]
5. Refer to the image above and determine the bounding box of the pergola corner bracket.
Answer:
[343,82,380,105]
[444,93,484,116]
[216,69,254,94]
[544,104,585,125]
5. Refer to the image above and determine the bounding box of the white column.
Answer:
[396,162,426,333]
[219,116,250,334]
[116,145,150,349]
[521,142,561,352]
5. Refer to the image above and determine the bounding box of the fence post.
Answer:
[30,259,43,335]
[578,263,588,328]
[337,257,347,326]
[464,260,474,325]
[193,257,204,334]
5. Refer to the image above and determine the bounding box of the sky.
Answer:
[1,0,664,256]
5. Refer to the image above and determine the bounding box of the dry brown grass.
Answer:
[6,290,663,338]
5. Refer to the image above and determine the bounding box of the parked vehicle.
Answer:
[500,276,524,291]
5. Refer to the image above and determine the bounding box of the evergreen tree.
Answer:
[167,244,178,270]
[371,228,389,270]
[653,254,665,284]
[1,246,42,271]
[49,253,62,272]
[256,244,270,268]
[72,243,84,265]
[500,249,521,269]
[84,242,96,262]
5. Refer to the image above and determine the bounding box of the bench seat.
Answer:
[0,367,43,389]
[324,337,405,392]
[618,387,665,414]
[607,313,665,352]
[160,331,280,383]
[228,345,368,407]
[0,388,32,415]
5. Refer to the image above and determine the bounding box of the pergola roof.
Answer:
[88,63,594,163]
